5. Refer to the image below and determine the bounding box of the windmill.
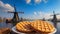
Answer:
[50,11,60,27]
[42,18,45,21]
[8,4,24,25]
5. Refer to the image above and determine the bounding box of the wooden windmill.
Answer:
[8,4,24,25]
[50,11,60,27]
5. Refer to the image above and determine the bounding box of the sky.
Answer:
[0,0,60,19]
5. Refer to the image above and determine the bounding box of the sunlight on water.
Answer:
[57,23,60,30]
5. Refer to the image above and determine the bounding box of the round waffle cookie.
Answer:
[31,20,55,33]
[16,21,33,33]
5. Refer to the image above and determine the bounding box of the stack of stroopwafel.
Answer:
[16,20,56,34]
[16,21,33,33]
[31,20,55,34]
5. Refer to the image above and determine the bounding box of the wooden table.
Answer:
[0,28,11,34]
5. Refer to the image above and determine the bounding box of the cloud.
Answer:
[31,11,60,19]
[5,4,14,11]
[34,12,37,15]
[26,0,31,4]
[23,11,60,19]
[43,0,48,3]
[25,0,48,4]
[0,1,14,12]
[34,0,42,4]
[33,11,52,19]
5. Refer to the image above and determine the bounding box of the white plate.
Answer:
[12,26,57,34]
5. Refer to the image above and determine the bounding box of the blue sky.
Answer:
[0,0,60,19]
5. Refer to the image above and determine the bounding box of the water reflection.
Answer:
[49,21,60,34]
[55,23,60,34]
[0,22,13,28]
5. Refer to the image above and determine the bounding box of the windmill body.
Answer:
[50,11,60,28]
[12,12,19,22]
[7,4,24,25]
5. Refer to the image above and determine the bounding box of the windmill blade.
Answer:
[56,14,60,15]
[8,12,14,13]
[14,4,17,12]
[53,11,55,14]
[18,12,24,14]
[50,15,54,16]
[50,14,60,16]
[50,11,55,16]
